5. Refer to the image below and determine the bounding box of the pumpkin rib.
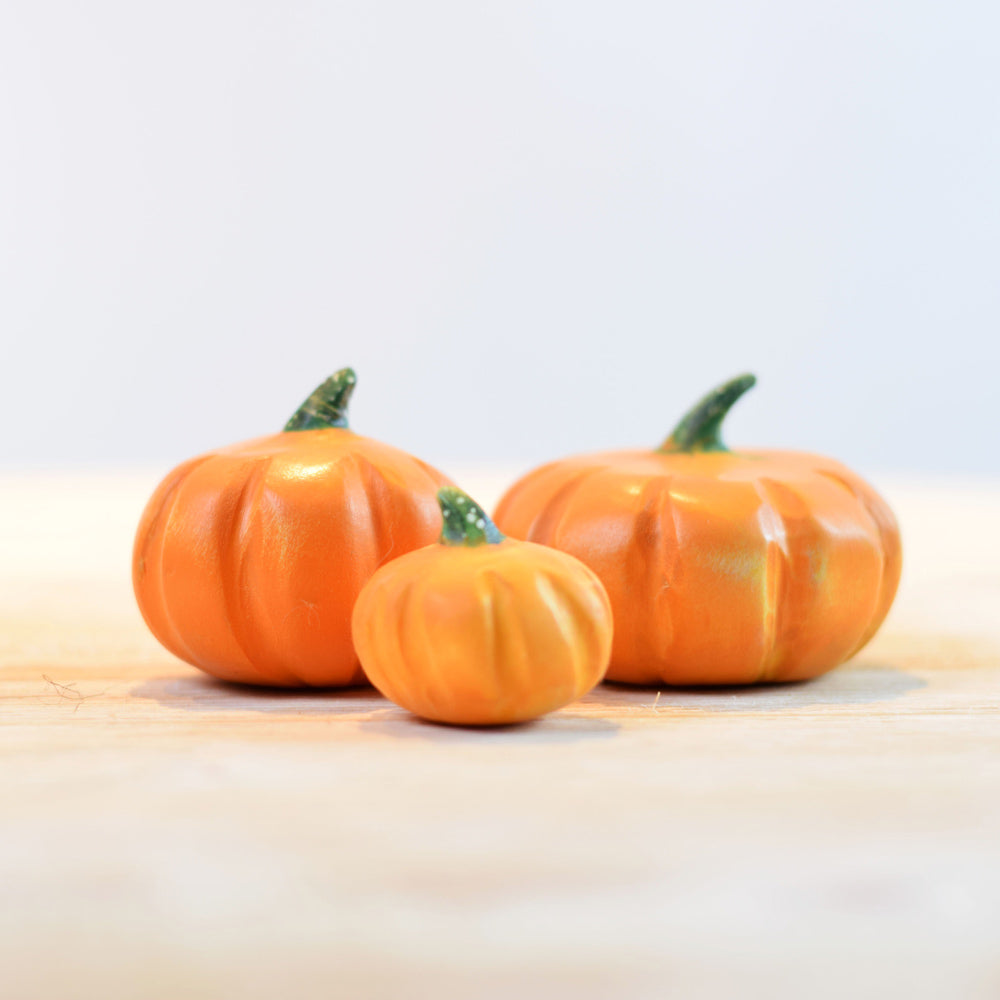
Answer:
[350,451,401,570]
[508,568,548,717]
[846,486,902,658]
[522,467,596,545]
[257,455,334,686]
[134,454,206,589]
[149,456,216,670]
[812,467,893,658]
[224,454,306,686]
[484,570,527,707]
[754,476,810,679]
[846,493,890,654]
[544,565,609,698]
[533,570,585,698]
[645,476,679,672]
[511,573,542,706]
[391,580,418,706]
[777,471,887,681]
[401,575,445,718]
[339,451,382,594]
[238,453,322,686]
[751,476,791,683]
[367,456,400,568]
[757,474,845,682]
[490,569,529,716]
[498,567,569,722]
[661,477,690,678]
[133,454,213,662]
[272,450,377,686]
[852,475,903,640]
[611,473,674,678]
[475,568,504,708]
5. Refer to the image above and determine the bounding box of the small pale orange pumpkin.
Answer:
[352,487,613,725]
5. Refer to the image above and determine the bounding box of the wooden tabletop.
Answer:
[3,469,999,1000]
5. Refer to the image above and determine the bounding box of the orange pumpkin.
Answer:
[352,487,613,725]
[133,368,452,687]
[494,375,902,686]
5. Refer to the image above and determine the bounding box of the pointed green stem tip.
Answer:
[660,373,757,453]
[438,487,504,547]
[284,367,357,431]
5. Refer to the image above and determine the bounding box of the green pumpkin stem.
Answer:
[659,373,757,453]
[284,368,357,431]
[438,487,504,547]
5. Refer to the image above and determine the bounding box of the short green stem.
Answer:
[438,487,504,547]
[284,368,357,431]
[659,373,756,453]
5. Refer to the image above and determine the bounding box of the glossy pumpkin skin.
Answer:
[352,488,613,726]
[133,369,452,687]
[493,376,902,686]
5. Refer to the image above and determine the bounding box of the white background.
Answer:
[2,1,997,477]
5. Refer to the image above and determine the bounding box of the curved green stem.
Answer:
[659,373,756,453]
[438,487,504,547]
[284,368,357,431]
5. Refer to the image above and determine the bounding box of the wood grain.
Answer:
[2,470,999,1000]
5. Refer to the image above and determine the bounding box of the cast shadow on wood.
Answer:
[363,713,620,744]
[130,673,621,742]
[132,661,922,729]
[588,662,926,714]
[132,674,387,716]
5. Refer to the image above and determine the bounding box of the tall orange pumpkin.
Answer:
[494,375,902,686]
[133,368,452,687]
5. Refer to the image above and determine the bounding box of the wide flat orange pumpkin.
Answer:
[494,375,902,686]
[133,368,452,687]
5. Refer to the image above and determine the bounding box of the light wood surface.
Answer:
[2,469,999,1000]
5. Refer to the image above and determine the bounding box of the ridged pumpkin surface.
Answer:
[493,377,901,686]
[133,371,451,687]
[352,489,613,725]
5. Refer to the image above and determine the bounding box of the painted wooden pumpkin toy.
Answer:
[352,487,613,726]
[493,375,902,687]
[133,368,452,687]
